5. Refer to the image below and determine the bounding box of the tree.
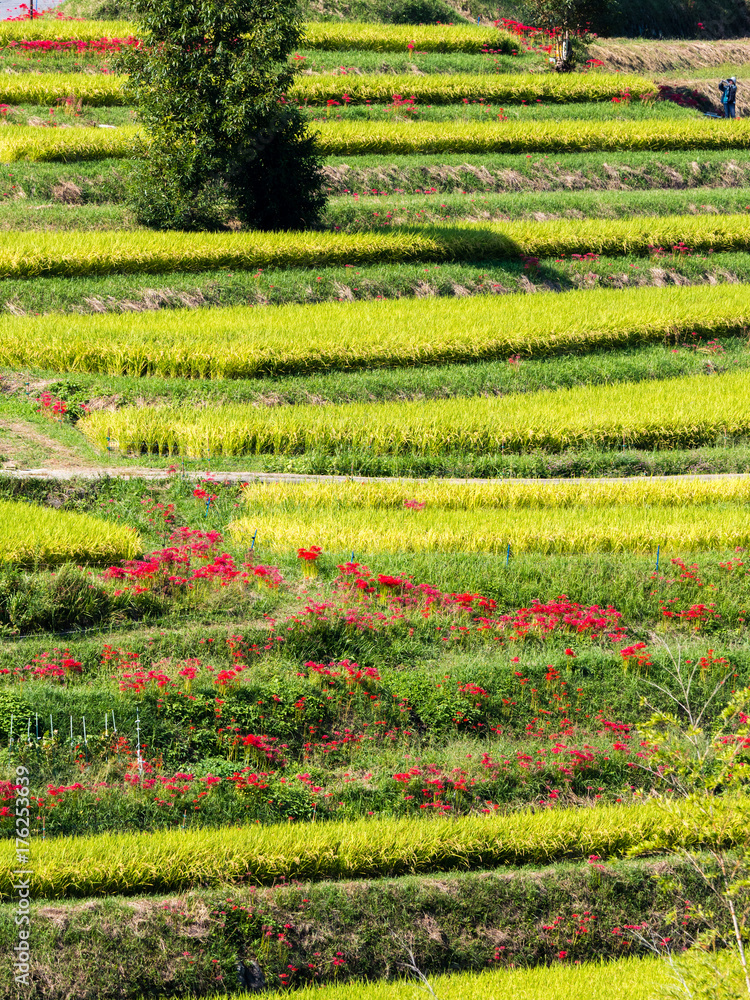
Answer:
[121,0,326,231]
[522,0,619,36]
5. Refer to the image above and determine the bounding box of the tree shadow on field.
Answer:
[389,223,579,291]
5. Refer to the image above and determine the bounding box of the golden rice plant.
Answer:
[0,19,509,53]
[0,71,653,108]
[0,125,137,164]
[0,283,747,378]
[0,800,736,900]
[0,500,140,565]
[2,119,749,163]
[294,72,655,104]
[0,72,126,106]
[232,503,750,555]
[233,479,750,555]
[0,19,131,42]
[0,216,746,276]
[0,227,434,276]
[80,369,750,459]
[300,22,515,53]
[312,118,750,155]
[239,476,750,511]
[250,954,738,1000]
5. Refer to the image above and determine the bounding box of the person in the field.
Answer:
[719,76,738,118]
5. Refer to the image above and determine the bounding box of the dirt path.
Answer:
[0,419,100,472]
[2,465,750,486]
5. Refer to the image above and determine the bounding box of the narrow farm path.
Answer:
[2,465,750,485]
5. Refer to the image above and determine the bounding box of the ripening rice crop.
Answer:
[312,118,750,155]
[0,216,746,276]
[0,71,653,107]
[3,120,749,164]
[249,955,733,1000]
[0,72,126,105]
[0,19,131,42]
[1,283,748,378]
[240,477,750,511]
[294,72,655,104]
[0,125,137,164]
[0,19,510,53]
[0,801,739,900]
[81,369,750,459]
[301,22,515,53]
[0,500,140,565]
[230,477,750,555]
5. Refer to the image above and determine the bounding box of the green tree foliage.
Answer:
[121,0,326,231]
[522,0,619,35]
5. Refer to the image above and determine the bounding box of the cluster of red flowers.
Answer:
[103,528,267,594]
[0,650,82,683]
[2,36,139,51]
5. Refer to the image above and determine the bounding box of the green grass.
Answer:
[5,103,136,126]
[321,149,750,193]
[307,100,694,121]
[5,186,750,235]
[0,870,711,998]
[324,186,750,228]
[0,158,128,202]
[0,201,130,230]
[0,248,745,316]
[8,150,750,205]
[668,62,750,79]
[291,48,538,74]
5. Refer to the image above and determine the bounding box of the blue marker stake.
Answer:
[351,552,355,563]
[506,543,511,566]
[656,545,660,573]
[250,529,257,552]
[205,497,211,517]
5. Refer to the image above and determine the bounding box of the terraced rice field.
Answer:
[1,8,750,1000]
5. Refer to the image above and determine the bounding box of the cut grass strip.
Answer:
[320,149,750,194]
[0,801,741,900]
[80,369,750,461]
[0,215,749,276]
[0,499,140,565]
[325,186,750,227]
[0,251,747,316]
[4,283,749,377]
